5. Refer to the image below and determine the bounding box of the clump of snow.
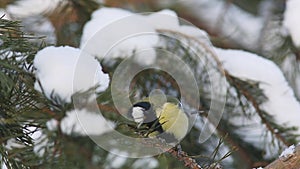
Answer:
[6,0,61,17]
[80,7,158,64]
[170,0,264,50]
[5,138,26,150]
[33,46,109,102]
[6,1,60,45]
[1,163,7,169]
[280,144,295,158]
[132,157,159,169]
[34,108,115,155]
[145,9,210,45]
[105,149,128,168]
[80,7,133,47]
[46,118,58,131]
[80,7,209,65]
[145,9,179,29]
[146,9,209,40]
[9,126,47,157]
[6,0,58,44]
[215,48,300,135]
[60,109,115,135]
[283,0,300,47]
[33,132,49,157]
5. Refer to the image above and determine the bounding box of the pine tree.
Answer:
[1,1,300,169]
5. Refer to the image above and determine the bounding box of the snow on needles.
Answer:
[283,0,300,48]
[33,46,109,102]
[33,46,114,136]
[61,109,115,136]
[280,144,295,158]
[215,48,300,135]
[80,7,158,64]
[79,7,300,136]
[172,0,264,51]
[6,0,61,17]
[80,7,208,65]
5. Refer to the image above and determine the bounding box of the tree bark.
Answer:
[264,145,300,169]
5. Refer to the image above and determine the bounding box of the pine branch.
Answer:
[199,110,257,167]
[98,98,227,168]
[0,17,45,169]
[225,73,291,146]
[97,101,226,169]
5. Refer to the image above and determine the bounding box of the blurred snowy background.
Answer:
[1,0,300,169]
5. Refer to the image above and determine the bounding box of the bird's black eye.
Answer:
[133,102,151,110]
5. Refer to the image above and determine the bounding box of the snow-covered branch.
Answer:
[215,48,300,138]
[175,0,264,50]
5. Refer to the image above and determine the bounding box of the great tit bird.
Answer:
[128,96,189,145]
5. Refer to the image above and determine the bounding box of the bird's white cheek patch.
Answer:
[132,107,145,123]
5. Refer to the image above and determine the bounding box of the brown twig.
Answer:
[199,111,254,167]
[98,104,118,113]
[42,107,56,117]
[167,148,204,169]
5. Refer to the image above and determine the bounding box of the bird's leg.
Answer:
[175,144,183,157]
